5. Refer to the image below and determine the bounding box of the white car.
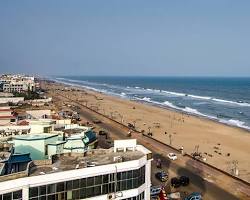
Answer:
[168,153,177,160]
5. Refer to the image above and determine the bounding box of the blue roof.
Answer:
[8,153,31,163]
[85,131,97,144]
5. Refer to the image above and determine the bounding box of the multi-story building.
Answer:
[0,139,152,200]
[0,74,36,93]
[0,106,16,125]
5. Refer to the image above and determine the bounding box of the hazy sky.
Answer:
[0,1,250,76]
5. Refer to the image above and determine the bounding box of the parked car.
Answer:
[171,176,190,188]
[184,192,202,200]
[150,186,162,197]
[171,177,181,188]
[179,176,190,186]
[98,129,108,136]
[168,153,177,160]
[155,171,168,182]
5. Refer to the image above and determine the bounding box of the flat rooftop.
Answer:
[29,147,145,177]
[13,133,58,141]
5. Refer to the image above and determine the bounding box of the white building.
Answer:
[0,97,24,104]
[0,139,152,200]
[0,74,36,93]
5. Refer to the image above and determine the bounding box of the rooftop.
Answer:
[13,133,58,141]
[0,116,15,119]
[29,147,145,176]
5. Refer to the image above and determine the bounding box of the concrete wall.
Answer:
[0,97,24,104]
[14,140,45,160]
[26,110,51,119]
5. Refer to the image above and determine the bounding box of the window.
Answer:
[66,181,73,190]
[86,177,94,185]
[29,166,146,199]
[95,175,102,185]
[80,178,86,188]
[56,182,65,192]
[39,186,46,195]
[3,193,12,200]
[47,184,56,194]
[73,179,79,189]
[29,187,38,197]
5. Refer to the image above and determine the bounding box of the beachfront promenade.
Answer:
[45,81,250,200]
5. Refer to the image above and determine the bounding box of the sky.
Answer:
[0,0,250,77]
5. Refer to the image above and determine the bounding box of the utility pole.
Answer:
[232,160,239,176]
[169,134,172,146]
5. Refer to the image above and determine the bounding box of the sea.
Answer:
[54,76,250,131]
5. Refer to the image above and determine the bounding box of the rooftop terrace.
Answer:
[29,146,145,177]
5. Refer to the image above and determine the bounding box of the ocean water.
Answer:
[54,76,250,131]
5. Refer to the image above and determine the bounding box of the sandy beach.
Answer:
[45,81,250,182]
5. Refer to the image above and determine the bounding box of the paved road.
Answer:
[52,91,250,200]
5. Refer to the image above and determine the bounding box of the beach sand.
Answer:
[45,81,250,182]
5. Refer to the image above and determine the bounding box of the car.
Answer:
[184,192,202,200]
[150,186,162,197]
[155,171,168,182]
[168,153,177,160]
[171,177,181,188]
[98,129,108,136]
[179,176,190,186]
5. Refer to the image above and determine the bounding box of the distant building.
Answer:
[0,139,152,200]
[0,74,36,93]
[0,107,16,125]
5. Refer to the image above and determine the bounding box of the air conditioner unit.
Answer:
[107,193,115,200]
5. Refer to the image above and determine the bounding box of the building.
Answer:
[0,139,152,200]
[0,74,36,93]
[13,128,97,160]
[0,97,24,105]
[28,119,55,133]
[0,143,31,176]
[0,107,16,125]
[13,134,60,160]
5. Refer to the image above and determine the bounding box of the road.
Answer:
[50,90,250,200]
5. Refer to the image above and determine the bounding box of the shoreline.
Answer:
[53,78,250,133]
[46,80,250,182]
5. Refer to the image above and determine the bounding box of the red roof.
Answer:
[51,115,60,120]
[0,109,11,111]
[0,115,15,119]
[18,120,29,126]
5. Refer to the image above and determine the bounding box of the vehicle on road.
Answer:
[179,176,190,186]
[168,153,177,160]
[184,192,202,200]
[98,129,108,136]
[155,171,168,182]
[171,177,181,188]
[171,176,190,188]
[167,192,181,199]
[150,186,162,197]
